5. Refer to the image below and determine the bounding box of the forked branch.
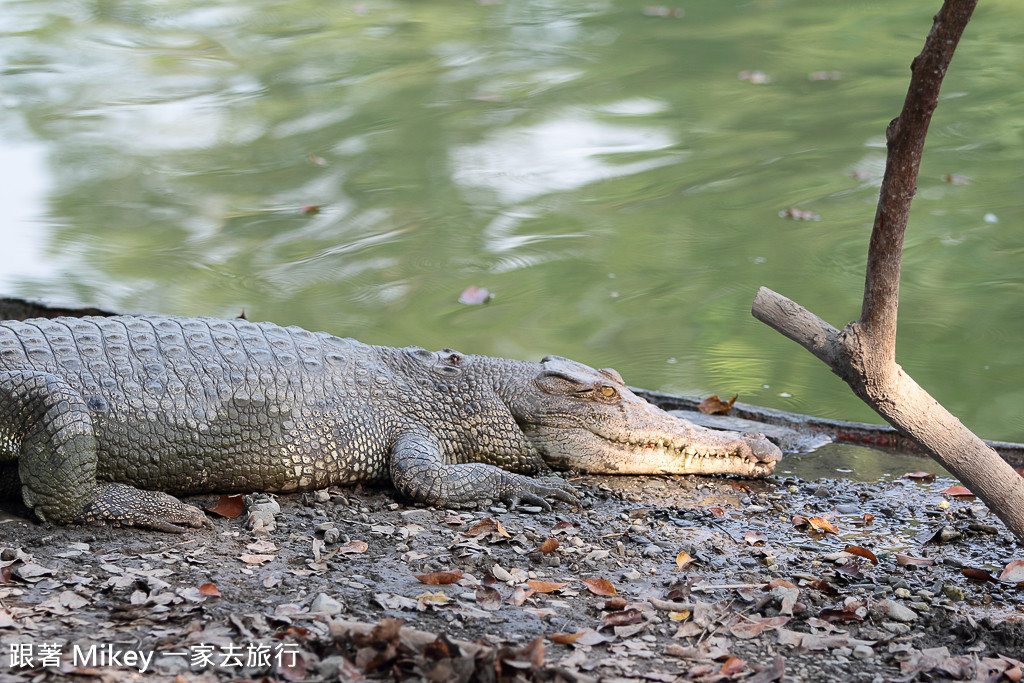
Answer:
[752,0,1024,541]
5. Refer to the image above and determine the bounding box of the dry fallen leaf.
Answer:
[526,580,569,593]
[413,569,463,585]
[337,540,369,555]
[698,394,736,415]
[205,494,245,518]
[962,567,998,583]
[843,546,878,564]
[744,530,768,546]
[239,554,275,565]
[806,579,839,596]
[731,616,789,639]
[464,517,510,538]
[549,631,586,645]
[198,582,221,597]
[534,539,559,554]
[942,486,974,498]
[582,578,617,596]
[599,608,644,630]
[719,656,746,676]
[896,553,935,567]
[851,513,875,527]
[807,517,839,534]
[998,560,1024,584]
[676,551,695,571]
[475,585,502,611]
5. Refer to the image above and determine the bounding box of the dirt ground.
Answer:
[2,458,1023,683]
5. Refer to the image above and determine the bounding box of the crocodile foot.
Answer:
[75,482,213,533]
[500,473,580,511]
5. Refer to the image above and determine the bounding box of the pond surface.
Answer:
[2,0,1023,444]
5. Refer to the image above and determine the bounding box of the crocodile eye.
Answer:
[599,386,616,398]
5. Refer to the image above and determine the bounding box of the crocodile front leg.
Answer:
[0,370,209,533]
[389,430,579,510]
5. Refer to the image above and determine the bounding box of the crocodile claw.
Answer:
[505,474,580,511]
[75,482,212,533]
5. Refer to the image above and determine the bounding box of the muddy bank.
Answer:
[2,464,1023,682]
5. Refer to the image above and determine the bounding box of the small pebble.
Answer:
[852,645,874,660]
[942,585,966,601]
[882,600,918,622]
[309,593,342,615]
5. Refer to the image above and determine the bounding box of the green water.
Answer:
[2,0,1023,440]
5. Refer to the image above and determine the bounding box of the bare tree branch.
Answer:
[752,0,1024,541]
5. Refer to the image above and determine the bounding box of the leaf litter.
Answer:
[1,468,1023,682]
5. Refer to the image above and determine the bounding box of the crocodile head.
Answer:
[508,356,782,478]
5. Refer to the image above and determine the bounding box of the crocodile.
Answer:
[0,315,782,532]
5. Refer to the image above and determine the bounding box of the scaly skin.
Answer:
[0,315,781,531]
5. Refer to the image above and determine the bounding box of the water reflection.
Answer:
[453,111,677,204]
[1,0,1023,444]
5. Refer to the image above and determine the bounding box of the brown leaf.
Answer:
[896,553,935,567]
[300,205,322,215]
[549,631,586,645]
[746,654,786,683]
[730,616,790,639]
[698,395,737,415]
[666,581,691,602]
[807,517,838,534]
[337,540,369,555]
[464,517,510,538]
[744,530,768,546]
[603,597,628,611]
[206,494,245,518]
[719,656,746,676]
[791,515,809,528]
[708,507,725,519]
[239,554,275,564]
[458,285,493,305]
[599,608,644,630]
[475,586,502,611]
[582,578,617,596]
[534,539,559,554]
[676,551,695,571]
[818,600,867,623]
[198,582,221,597]
[998,560,1024,584]
[835,563,864,580]
[526,580,569,593]
[851,513,875,527]
[766,579,797,589]
[962,567,997,583]
[806,580,839,596]
[843,546,878,564]
[414,569,463,585]
[942,485,974,498]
